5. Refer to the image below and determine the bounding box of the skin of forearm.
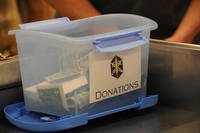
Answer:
[45,0,100,20]
[27,0,56,22]
[169,0,200,43]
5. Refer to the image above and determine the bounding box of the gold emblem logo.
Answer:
[111,56,123,78]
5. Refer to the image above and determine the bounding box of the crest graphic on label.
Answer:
[111,56,123,79]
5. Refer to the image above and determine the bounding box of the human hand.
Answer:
[0,35,18,56]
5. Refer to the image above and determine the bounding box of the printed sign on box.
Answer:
[89,47,141,103]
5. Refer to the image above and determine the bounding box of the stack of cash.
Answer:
[24,74,89,116]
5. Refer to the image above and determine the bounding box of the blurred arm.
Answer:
[166,0,200,43]
[27,0,56,22]
[45,0,100,19]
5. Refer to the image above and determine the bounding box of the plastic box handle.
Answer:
[93,31,148,53]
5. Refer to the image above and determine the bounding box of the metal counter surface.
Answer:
[0,56,21,89]
[1,104,200,133]
[148,39,200,111]
[0,40,199,132]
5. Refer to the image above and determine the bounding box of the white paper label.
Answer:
[89,47,141,103]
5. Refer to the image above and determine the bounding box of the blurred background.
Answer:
[1,0,200,59]
[0,0,56,57]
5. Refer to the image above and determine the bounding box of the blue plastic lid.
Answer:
[4,95,158,132]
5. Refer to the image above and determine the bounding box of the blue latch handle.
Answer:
[93,31,148,53]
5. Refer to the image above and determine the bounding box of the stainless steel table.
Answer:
[0,39,199,133]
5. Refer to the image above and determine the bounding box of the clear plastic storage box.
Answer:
[5,14,158,132]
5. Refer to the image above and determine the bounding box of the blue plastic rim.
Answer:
[4,95,158,132]
[92,31,148,53]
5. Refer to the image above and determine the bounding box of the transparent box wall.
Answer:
[12,14,157,116]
